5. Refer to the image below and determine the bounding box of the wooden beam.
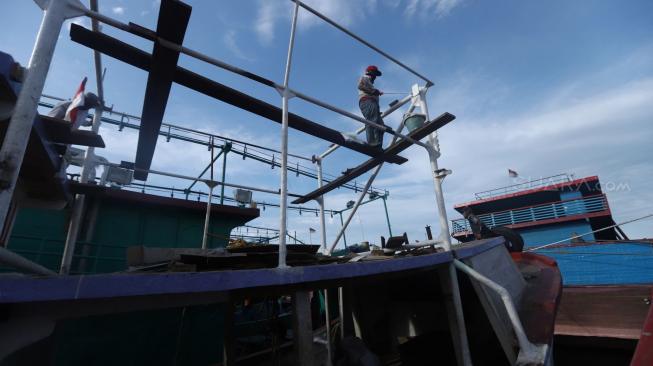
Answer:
[69,24,408,166]
[134,0,191,180]
[292,112,456,204]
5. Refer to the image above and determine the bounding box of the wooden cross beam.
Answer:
[69,26,408,179]
[292,112,456,204]
[134,0,191,180]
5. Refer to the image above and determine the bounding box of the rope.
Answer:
[527,213,653,252]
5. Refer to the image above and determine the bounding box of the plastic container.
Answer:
[403,113,426,132]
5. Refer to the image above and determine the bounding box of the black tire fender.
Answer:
[490,226,524,252]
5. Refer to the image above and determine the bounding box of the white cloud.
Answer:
[405,0,464,18]
[112,6,125,15]
[254,0,460,44]
[223,30,253,61]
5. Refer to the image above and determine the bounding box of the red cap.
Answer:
[365,65,382,76]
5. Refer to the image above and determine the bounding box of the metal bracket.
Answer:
[435,168,452,179]
[275,86,296,99]
[204,180,219,189]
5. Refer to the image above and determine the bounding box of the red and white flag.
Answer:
[64,77,87,128]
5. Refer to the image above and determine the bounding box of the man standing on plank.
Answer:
[357,65,384,148]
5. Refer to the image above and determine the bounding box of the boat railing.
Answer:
[451,194,608,234]
[474,174,573,200]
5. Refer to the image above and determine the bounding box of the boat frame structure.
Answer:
[0,1,555,365]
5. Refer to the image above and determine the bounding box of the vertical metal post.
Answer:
[0,0,84,246]
[60,0,101,274]
[339,212,347,248]
[202,143,215,249]
[220,144,229,204]
[414,84,471,365]
[278,2,299,268]
[414,84,452,248]
[316,157,327,252]
[382,194,392,237]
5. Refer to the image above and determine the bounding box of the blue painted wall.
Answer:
[519,220,595,247]
[537,242,653,285]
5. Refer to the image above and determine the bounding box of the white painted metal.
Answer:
[278,2,299,268]
[316,157,327,252]
[0,0,84,242]
[415,84,452,249]
[60,0,104,274]
[201,183,216,249]
[454,259,549,365]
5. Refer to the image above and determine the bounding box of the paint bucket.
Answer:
[403,113,426,132]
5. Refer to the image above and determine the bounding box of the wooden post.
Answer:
[292,290,314,366]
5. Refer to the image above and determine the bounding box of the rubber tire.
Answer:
[490,226,524,252]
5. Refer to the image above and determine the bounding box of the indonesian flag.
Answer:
[508,169,519,178]
[64,77,87,128]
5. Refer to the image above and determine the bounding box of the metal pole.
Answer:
[60,0,102,275]
[414,85,472,365]
[202,144,216,249]
[278,2,299,268]
[328,163,384,254]
[201,184,215,249]
[382,195,392,237]
[220,146,228,205]
[339,212,347,248]
[0,0,84,239]
[415,84,452,249]
[316,157,327,252]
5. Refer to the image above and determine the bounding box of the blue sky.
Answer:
[1,0,652,246]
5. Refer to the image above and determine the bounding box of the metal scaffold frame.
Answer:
[0,0,472,364]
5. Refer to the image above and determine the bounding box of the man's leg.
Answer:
[360,99,382,147]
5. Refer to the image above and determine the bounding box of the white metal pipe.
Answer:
[316,158,327,252]
[453,259,544,362]
[0,246,56,276]
[319,93,414,159]
[416,85,452,249]
[0,0,84,239]
[289,0,435,87]
[446,264,473,366]
[278,2,299,269]
[60,0,105,275]
[328,163,384,254]
[201,184,214,249]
